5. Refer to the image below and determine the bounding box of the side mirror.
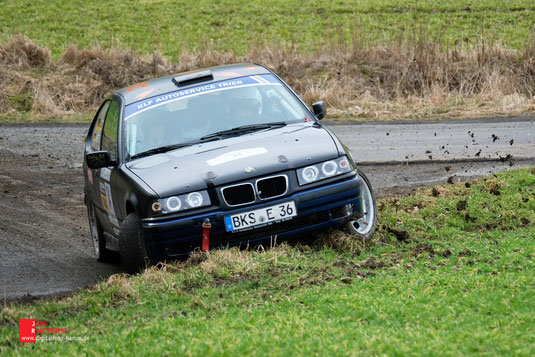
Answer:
[312,101,326,120]
[86,151,113,169]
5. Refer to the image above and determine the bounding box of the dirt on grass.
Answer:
[2,33,535,121]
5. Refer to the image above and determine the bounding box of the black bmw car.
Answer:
[83,63,377,272]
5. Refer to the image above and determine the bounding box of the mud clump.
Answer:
[458,249,476,257]
[489,184,501,196]
[386,226,410,242]
[340,277,352,284]
[436,249,452,257]
[412,243,435,256]
[464,212,476,222]
[456,200,468,211]
[357,257,388,270]
[499,154,513,163]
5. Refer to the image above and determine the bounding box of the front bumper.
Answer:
[142,174,362,261]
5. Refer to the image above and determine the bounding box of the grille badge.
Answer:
[244,167,256,173]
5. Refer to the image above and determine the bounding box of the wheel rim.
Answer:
[349,177,375,235]
[88,207,100,256]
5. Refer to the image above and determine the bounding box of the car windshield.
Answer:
[124,74,309,158]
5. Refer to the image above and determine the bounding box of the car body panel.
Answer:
[126,123,339,197]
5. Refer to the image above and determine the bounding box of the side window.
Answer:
[90,101,110,151]
[101,100,120,160]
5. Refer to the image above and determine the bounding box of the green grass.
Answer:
[1,0,534,59]
[1,167,534,355]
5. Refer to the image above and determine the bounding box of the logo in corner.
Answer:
[19,319,36,343]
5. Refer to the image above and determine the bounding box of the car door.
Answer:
[96,99,122,235]
[86,100,110,223]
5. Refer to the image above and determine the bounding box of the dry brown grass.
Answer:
[316,229,367,255]
[90,242,300,304]
[1,34,535,120]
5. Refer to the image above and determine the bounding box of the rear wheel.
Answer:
[343,168,377,240]
[118,212,151,274]
[87,200,115,262]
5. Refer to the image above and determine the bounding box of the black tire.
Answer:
[87,200,115,262]
[118,212,151,274]
[342,168,378,240]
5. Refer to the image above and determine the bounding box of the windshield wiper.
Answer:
[130,123,286,160]
[130,143,194,160]
[200,122,286,141]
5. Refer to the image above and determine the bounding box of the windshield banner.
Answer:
[124,74,280,119]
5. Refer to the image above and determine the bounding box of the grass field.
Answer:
[1,0,535,122]
[1,168,534,355]
[1,0,534,58]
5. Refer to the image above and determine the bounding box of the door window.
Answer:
[101,100,120,160]
[90,101,110,151]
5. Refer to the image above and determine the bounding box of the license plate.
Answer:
[224,201,297,232]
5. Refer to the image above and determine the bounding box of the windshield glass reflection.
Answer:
[125,74,308,157]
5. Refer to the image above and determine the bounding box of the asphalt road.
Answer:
[1,116,534,300]
[332,117,535,195]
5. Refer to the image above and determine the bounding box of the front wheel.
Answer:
[118,212,151,274]
[343,168,377,240]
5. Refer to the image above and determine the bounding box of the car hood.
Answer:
[126,123,339,197]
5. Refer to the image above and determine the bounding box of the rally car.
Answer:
[83,63,377,272]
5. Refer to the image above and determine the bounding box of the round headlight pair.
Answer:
[301,160,338,183]
[164,192,204,212]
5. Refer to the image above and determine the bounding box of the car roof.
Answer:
[117,63,271,105]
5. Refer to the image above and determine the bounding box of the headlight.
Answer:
[166,196,182,212]
[301,166,319,183]
[152,190,211,214]
[321,161,337,176]
[296,156,354,185]
[186,192,204,207]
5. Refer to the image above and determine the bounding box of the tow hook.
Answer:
[202,218,211,252]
